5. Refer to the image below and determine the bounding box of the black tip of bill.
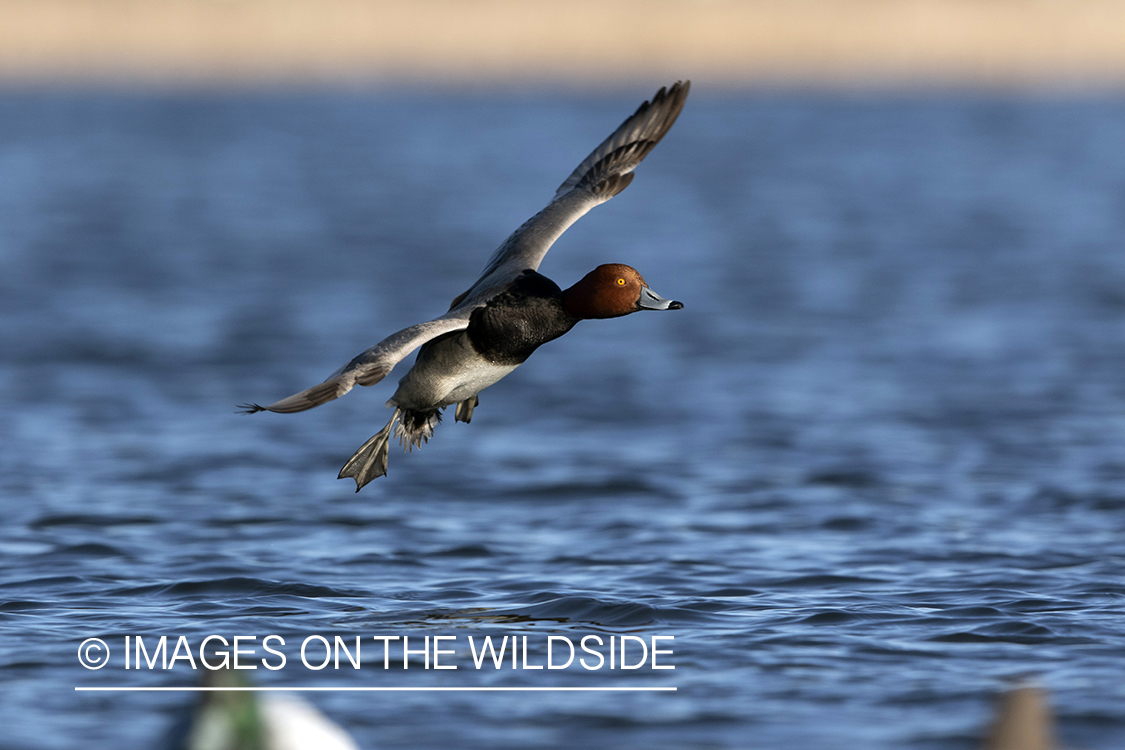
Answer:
[637,285,684,312]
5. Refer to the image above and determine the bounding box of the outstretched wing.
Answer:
[243,82,690,415]
[240,314,470,414]
[450,80,690,310]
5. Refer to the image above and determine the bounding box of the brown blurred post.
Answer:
[984,684,1057,750]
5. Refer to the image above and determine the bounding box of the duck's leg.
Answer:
[455,395,479,424]
[338,408,401,491]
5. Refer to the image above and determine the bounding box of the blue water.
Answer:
[1,88,1124,749]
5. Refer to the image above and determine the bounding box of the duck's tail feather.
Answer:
[393,408,442,451]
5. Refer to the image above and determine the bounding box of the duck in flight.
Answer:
[242,81,690,490]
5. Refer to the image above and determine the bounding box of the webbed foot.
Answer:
[338,409,400,491]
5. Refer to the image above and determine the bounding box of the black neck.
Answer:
[468,272,580,365]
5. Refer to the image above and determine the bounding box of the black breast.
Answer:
[468,271,580,366]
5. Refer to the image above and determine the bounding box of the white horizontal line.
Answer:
[75,686,676,692]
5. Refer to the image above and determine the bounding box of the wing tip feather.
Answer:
[555,79,691,200]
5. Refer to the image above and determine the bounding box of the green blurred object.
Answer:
[175,670,359,750]
[187,671,266,750]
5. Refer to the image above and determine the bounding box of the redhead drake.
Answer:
[242,81,690,490]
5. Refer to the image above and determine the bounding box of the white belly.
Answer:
[388,332,518,410]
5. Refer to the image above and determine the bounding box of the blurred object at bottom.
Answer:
[164,669,360,750]
[984,681,1058,750]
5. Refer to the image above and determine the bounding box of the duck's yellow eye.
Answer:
[616,278,626,286]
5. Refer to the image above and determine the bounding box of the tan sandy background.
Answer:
[2,0,1125,87]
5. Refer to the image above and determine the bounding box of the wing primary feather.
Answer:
[239,316,469,414]
[554,79,690,199]
[242,373,365,414]
[461,80,690,296]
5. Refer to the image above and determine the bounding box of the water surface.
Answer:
[1,88,1124,749]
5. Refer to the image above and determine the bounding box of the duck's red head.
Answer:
[561,263,684,320]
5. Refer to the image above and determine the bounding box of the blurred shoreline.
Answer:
[2,0,1125,89]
